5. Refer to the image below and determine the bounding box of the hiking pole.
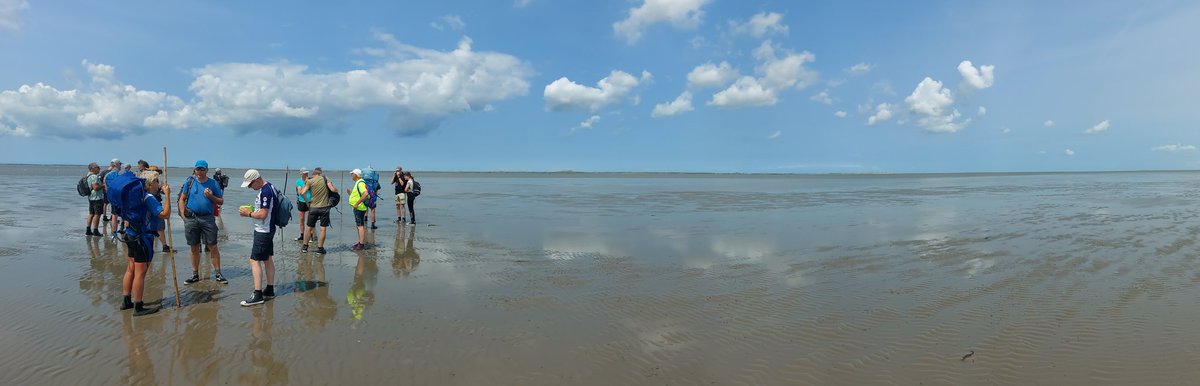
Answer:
[163,146,181,308]
[283,165,289,243]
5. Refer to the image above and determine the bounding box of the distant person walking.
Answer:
[294,168,312,242]
[238,169,277,307]
[85,162,104,236]
[121,170,171,316]
[398,165,412,222]
[403,171,419,224]
[298,167,338,254]
[348,169,370,250]
[179,160,226,285]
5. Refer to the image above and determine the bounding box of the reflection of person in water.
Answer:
[180,304,219,384]
[121,312,159,384]
[238,302,290,385]
[392,225,420,277]
[347,255,378,320]
[295,254,337,328]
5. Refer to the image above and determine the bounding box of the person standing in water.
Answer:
[121,171,171,316]
[238,169,277,306]
[294,168,312,242]
[179,160,226,285]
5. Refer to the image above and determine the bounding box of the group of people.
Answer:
[81,159,421,316]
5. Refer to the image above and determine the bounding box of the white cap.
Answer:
[111,158,121,165]
[351,168,362,176]
[241,169,261,188]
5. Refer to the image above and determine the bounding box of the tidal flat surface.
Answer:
[4,165,1200,385]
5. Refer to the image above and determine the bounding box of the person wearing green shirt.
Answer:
[347,169,370,251]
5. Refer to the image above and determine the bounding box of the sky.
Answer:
[1,0,1198,173]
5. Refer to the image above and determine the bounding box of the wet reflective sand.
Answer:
[6,166,1200,384]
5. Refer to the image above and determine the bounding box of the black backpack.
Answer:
[412,180,422,197]
[77,174,91,196]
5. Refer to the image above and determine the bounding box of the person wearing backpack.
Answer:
[117,170,171,317]
[84,162,104,236]
[363,167,381,230]
[178,160,227,285]
[294,168,313,242]
[403,171,420,225]
[298,167,338,254]
[238,169,277,306]
[347,169,371,251]
[391,166,407,224]
[103,159,124,234]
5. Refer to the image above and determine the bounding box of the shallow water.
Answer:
[5,165,1200,384]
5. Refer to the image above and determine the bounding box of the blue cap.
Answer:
[195,160,208,169]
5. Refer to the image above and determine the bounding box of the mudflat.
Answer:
[5,165,1200,384]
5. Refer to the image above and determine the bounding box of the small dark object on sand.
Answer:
[961,350,974,361]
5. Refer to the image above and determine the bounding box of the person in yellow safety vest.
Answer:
[347,169,370,251]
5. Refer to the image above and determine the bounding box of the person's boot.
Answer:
[370,222,377,230]
[263,285,275,300]
[133,302,159,316]
[121,295,134,310]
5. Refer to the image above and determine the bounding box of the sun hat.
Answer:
[299,167,309,174]
[241,169,261,188]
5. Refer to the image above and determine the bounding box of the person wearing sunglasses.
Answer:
[178,159,227,285]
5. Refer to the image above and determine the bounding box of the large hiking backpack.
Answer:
[412,180,421,197]
[77,174,91,196]
[106,172,156,260]
[271,185,293,228]
[355,179,378,209]
[362,168,381,207]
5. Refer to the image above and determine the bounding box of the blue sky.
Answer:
[1,0,1198,173]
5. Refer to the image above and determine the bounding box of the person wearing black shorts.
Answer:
[299,167,337,254]
[239,169,276,306]
[121,171,171,317]
[85,162,104,236]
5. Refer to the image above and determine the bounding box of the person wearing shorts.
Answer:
[299,167,337,254]
[239,169,276,307]
[391,167,407,223]
[121,171,171,316]
[347,169,370,251]
[179,159,226,285]
[85,162,104,236]
[294,168,312,242]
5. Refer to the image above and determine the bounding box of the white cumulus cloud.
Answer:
[905,77,968,133]
[1044,119,1055,127]
[514,0,534,8]
[573,115,600,132]
[0,60,187,139]
[978,106,987,116]
[1152,144,1196,152]
[707,41,817,108]
[686,61,737,89]
[1084,119,1109,134]
[767,130,781,139]
[430,15,466,31]
[544,70,652,112]
[866,103,893,125]
[957,60,995,90]
[0,0,28,32]
[809,89,832,105]
[613,0,711,45]
[834,110,847,118]
[846,63,873,75]
[1,35,534,138]
[652,91,694,117]
[729,11,788,38]
[708,77,776,108]
[1065,149,1075,156]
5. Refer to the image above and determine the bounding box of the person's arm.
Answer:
[206,182,225,206]
[327,180,337,193]
[178,189,188,221]
[158,185,172,218]
[354,182,368,206]
[250,192,271,219]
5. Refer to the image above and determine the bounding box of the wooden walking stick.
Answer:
[163,147,182,308]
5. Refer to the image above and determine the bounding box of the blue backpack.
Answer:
[271,185,293,228]
[105,172,156,260]
[356,179,378,209]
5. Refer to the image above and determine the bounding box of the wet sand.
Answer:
[5,165,1200,384]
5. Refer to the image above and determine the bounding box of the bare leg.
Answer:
[265,258,275,287]
[209,244,221,272]
[122,258,135,296]
[250,259,262,290]
[190,244,201,272]
[132,262,149,302]
[318,226,327,248]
